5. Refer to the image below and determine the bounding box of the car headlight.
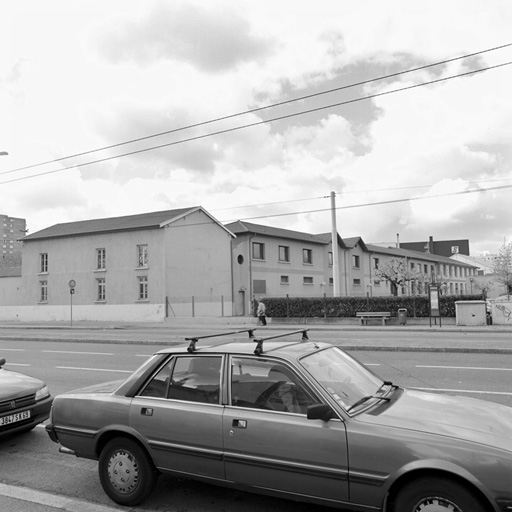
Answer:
[35,385,50,401]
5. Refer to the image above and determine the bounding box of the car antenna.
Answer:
[185,328,256,353]
[254,329,309,356]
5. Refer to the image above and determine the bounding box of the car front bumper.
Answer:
[0,396,53,436]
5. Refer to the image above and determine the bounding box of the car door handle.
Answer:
[141,408,153,416]
[232,419,247,428]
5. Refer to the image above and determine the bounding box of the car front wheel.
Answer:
[393,477,486,512]
[99,437,159,506]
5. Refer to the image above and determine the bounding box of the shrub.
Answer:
[258,295,484,318]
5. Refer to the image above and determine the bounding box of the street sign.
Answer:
[68,280,76,288]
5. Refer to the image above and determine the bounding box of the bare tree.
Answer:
[493,241,512,298]
[374,257,416,296]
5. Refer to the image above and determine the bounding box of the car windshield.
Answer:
[301,347,384,411]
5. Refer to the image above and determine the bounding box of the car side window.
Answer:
[139,361,173,398]
[230,357,317,414]
[167,356,222,404]
[139,356,222,404]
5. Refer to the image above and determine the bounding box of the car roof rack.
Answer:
[254,329,309,356]
[185,328,256,353]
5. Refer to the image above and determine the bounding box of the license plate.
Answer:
[0,410,31,426]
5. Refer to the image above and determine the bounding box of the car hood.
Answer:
[61,379,125,395]
[360,388,512,451]
[0,368,45,399]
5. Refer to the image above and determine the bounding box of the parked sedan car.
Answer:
[47,329,512,511]
[0,357,52,436]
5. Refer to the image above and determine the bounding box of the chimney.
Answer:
[428,236,434,254]
[396,233,400,249]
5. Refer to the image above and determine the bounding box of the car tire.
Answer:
[393,477,486,512]
[99,437,159,506]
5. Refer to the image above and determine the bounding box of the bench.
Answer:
[356,312,391,326]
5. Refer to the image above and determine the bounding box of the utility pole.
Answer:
[331,191,340,296]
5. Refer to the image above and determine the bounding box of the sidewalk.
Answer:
[0,483,121,512]
[1,318,512,353]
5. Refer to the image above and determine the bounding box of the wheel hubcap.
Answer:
[413,497,462,512]
[107,449,139,494]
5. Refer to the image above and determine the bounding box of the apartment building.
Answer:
[1,214,26,263]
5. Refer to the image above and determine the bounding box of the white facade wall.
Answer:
[4,209,234,322]
[0,276,21,306]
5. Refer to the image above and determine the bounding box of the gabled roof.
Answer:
[342,236,368,251]
[366,243,477,268]
[315,232,348,249]
[21,207,234,242]
[225,221,328,245]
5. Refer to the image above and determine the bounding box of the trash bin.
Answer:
[398,308,407,325]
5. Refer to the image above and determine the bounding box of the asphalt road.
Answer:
[2,328,512,511]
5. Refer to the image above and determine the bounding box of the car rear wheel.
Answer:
[99,437,159,506]
[393,477,486,512]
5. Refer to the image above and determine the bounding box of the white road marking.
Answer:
[43,350,114,355]
[4,363,31,367]
[56,366,132,373]
[0,348,25,351]
[417,365,512,371]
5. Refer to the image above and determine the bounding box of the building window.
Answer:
[353,255,360,269]
[303,276,313,285]
[138,276,148,300]
[328,252,333,266]
[278,245,290,262]
[137,244,148,268]
[303,249,313,264]
[97,278,106,301]
[40,253,48,273]
[40,281,47,302]
[353,278,361,286]
[329,277,333,286]
[252,242,265,260]
[96,248,106,270]
[374,257,379,269]
[280,275,289,285]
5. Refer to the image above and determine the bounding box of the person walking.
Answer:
[257,300,267,326]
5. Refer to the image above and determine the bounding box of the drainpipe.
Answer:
[248,234,255,315]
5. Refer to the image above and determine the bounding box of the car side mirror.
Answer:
[307,404,333,422]
[0,358,5,368]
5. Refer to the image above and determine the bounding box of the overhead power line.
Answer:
[2,42,512,179]
[222,183,512,223]
[1,59,512,186]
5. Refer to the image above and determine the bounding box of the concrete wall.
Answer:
[490,299,512,325]
[0,303,165,322]
[0,276,21,306]
[163,210,233,317]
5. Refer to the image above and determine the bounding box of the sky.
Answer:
[1,0,512,255]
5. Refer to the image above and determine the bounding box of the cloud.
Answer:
[90,1,274,73]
